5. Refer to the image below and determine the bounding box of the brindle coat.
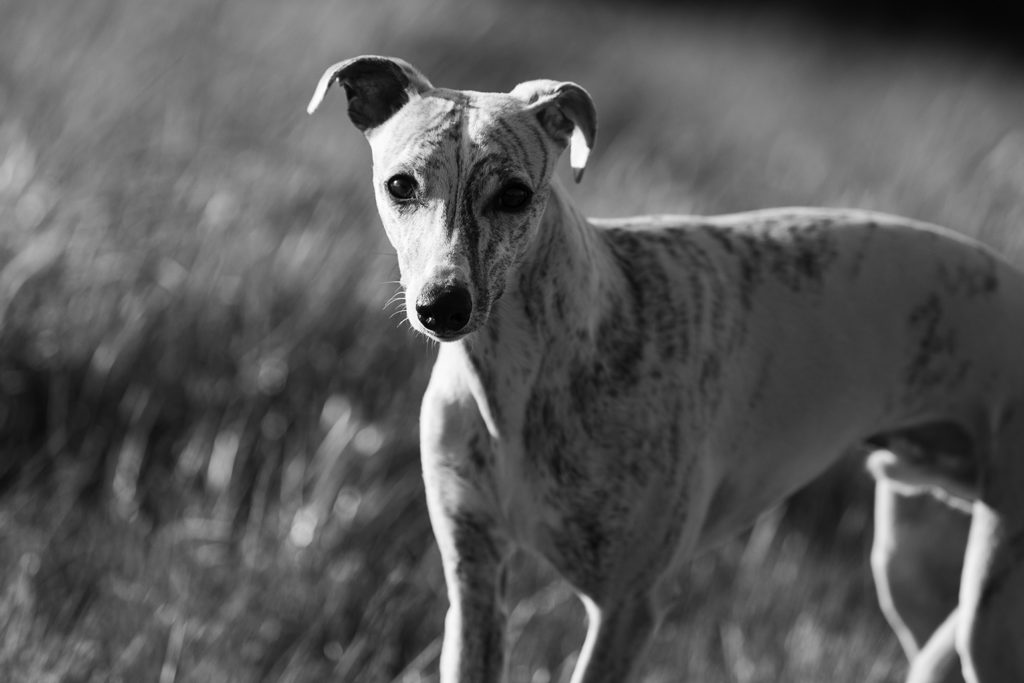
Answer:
[309,56,1024,683]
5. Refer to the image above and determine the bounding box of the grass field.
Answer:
[1,0,1023,681]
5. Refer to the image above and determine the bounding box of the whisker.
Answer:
[383,288,406,311]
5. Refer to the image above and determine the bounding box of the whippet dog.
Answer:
[308,55,1024,683]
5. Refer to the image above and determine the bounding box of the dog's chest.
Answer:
[486,347,706,596]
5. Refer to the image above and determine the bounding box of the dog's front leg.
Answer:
[421,391,511,682]
[429,501,510,683]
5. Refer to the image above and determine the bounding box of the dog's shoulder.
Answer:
[421,347,488,446]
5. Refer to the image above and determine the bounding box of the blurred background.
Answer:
[0,0,1022,681]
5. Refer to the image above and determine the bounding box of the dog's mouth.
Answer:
[412,314,481,343]
[427,329,472,343]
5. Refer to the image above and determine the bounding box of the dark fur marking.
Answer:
[451,512,501,579]
[684,259,709,339]
[554,288,569,320]
[460,157,497,302]
[704,226,737,257]
[905,294,964,392]
[595,250,647,391]
[788,223,839,286]
[467,431,490,471]
[699,355,721,400]
[487,312,502,346]
[847,221,878,279]
[709,220,840,310]
[639,236,687,361]
[493,119,532,177]
[738,257,758,311]
[937,253,1000,298]
[522,120,550,186]
[682,234,747,354]
[708,228,765,312]
[437,508,507,680]
[518,269,540,327]
[747,355,774,411]
[436,425,495,482]
[524,393,579,486]
[563,508,611,578]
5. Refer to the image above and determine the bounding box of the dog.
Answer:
[308,55,1024,683]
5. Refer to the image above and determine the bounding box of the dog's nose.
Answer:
[416,285,473,335]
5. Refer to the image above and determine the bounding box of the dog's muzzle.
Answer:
[415,283,473,338]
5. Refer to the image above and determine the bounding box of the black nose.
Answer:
[416,285,472,335]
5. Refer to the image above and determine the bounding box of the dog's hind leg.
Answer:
[957,502,1024,682]
[907,608,963,683]
[871,480,969,680]
[957,414,1024,682]
[568,592,658,683]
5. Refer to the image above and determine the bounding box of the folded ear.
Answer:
[307,55,433,131]
[511,80,597,183]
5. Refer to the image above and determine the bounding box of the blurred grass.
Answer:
[0,0,1022,681]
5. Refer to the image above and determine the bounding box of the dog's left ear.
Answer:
[307,55,433,131]
[511,80,597,183]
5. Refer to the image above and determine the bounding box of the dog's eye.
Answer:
[495,183,532,212]
[386,174,417,201]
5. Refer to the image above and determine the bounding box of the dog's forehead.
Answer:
[454,89,531,136]
[371,88,539,168]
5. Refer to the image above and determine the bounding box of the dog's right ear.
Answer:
[307,55,432,131]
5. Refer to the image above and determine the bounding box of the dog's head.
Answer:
[308,55,596,341]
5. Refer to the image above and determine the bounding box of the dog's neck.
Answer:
[485,180,624,348]
[453,180,626,436]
